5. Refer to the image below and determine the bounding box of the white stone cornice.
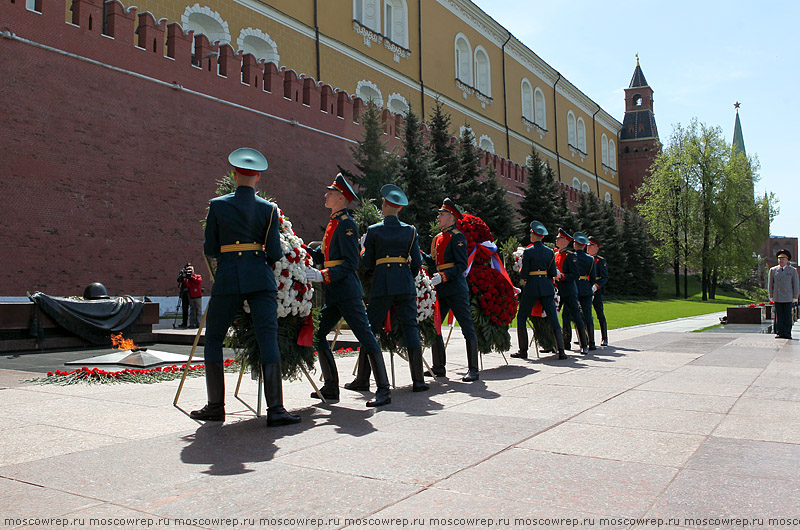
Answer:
[436,0,509,46]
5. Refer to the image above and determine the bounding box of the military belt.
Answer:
[579,275,590,280]
[220,243,262,253]
[529,270,547,276]
[324,260,344,267]
[437,263,455,271]
[376,257,408,265]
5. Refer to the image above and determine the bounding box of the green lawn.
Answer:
[510,273,757,330]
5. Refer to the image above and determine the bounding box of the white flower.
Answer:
[512,246,526,272]
[415,268,437,322]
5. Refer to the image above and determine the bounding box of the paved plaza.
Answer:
[1,314,799,530]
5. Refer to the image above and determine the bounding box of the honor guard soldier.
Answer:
[306,174,392,407]
[192,148,301,427]
[768,249,799,340]
[346,185,429,393]
[554,228,590,355]
[423,198,480,382]
[571,232,597,351]
[512,221,567,360]
[587,236,609,346]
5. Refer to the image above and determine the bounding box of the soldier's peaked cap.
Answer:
[777,248,792,260]
[588,235,601,247]
[381,184,408,207]
[573,232,590,245]
[556,228,573,242]
[327,173,359,202]
[438,197,463,219]
[228,148,268,176]
[529,221,548,236]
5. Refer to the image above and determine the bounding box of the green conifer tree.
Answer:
[427,99,460,198]
[516,147,564,243]
[337,104,398,203]
[396,108,440,240]
[453,126,485,213]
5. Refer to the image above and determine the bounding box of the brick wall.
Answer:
[0,0,538,297]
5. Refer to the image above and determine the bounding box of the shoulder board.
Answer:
[597,254,605,260]
[450,228,462,235]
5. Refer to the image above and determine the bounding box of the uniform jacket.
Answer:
[309,209,364,303]
[575,250,597,297]
[204,186,282,295]
[520,241,557,298]
[554,248,580,298]
[768,264,800,303]
[423,225,469,298]
[594,255,609,295]
[362,215,421,298]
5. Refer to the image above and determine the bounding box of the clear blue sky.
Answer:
[472,0,798,239]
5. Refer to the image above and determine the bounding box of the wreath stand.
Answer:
[174,256,328,416]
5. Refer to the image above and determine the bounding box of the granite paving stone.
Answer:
[686,436,800,481]
[636,365,761,396]
[573,403,725,435]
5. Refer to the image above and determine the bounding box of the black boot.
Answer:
[462,339,479,382]
[554,328,568,360]
[344,350,371,391]
[562,326,572,351]
[600,321,608,347]
[365,349,391,407]
[408,347,429,392]
[424,334,446,377]
[190,362,225,421]
[262,363,301,427]
[510,351,528,359]
[576,324,589,354]
[310,346,339,401]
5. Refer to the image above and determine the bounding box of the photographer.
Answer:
[176,263,192,328]
[181,264,203,328]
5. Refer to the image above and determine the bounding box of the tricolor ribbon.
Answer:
[465,241,521,296]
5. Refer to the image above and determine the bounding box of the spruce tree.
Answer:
[474,170,514,242]
[453,126,485,213]
[596,200,625,297]
[427,99,460,199]
[517,147,563,242]
[619,209,657,298]
[576,192,605,237]
[554,190,578,241]
[396,108,440,241]
[337,104,398,203]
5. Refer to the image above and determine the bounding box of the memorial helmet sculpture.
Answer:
[83,282,110,300]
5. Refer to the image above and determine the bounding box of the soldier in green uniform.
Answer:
[306,174,392,407]
[346,185,428,392]
[191,148,300,427]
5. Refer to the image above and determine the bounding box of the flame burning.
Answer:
[111,333,136,351]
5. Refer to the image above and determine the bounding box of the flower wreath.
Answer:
[456,214,519,354]
[375,267,438,353]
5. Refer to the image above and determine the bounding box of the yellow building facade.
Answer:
[126,0,622,204]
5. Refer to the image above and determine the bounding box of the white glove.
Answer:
[360,234,367,250]
[306,268,323,283]
[592,284,598,293]
[431,273,443,286]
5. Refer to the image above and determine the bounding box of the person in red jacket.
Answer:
[182,264,203,328]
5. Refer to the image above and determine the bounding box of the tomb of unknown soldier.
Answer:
[1,1,799,529]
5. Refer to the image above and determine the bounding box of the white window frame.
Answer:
[356,80,383,107]
[581,181,591,193]
[454,33,473,86]
[577,117,586,153]
[572,177,581,189]
[567,111,577,147]
[181,4,231,45]
[474,46,491,96]
[605,192,613,203]
[608,139,616,170]
[354,0,380,32]
[478,135,495,154]
[383,0,409,48]
[237,28,280,65]
[521,79,533,121]
[387,93,409,115]
[534,87,546,129]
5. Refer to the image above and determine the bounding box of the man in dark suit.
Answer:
[191,148,300,427]
[768,249,799,339]
[587,235,609,346]
[572,232,597,351]
[346,184,428,393]
[554,228,589,355]
[423,198,479,382]
[512,221,567,360]
[306,174,391,407]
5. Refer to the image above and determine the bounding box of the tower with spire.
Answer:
[619,55,660,206]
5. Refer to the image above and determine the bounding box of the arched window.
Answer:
[567,111,577,147]
[182,5,230,45]
[581,181,591,193]
[474,46,491,96]
[354,0,380,32]
[521,79,533,121]
[237,29,279,65]
[387,93,409,115]
[478,135,495,154]
[572,177,581,189]
[633,93,642,106]
[454,34,472,85]
[356,80,383,107]
[534,87,546,128]
[608,139,616,170]
[577,117,586,152]
[384,0,408,48]
[605,192,613,203]
[601,134,609,166]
